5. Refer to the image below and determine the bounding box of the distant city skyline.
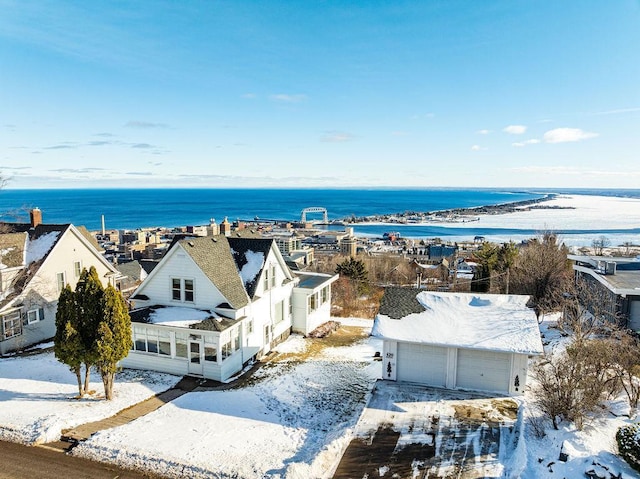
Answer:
[1,1,639,189]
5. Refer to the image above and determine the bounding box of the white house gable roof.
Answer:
[373,289,543,355]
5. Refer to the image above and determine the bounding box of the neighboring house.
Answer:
[568,254,640,330]
[372,288,543,395]
[124,234,338,381]
[115,260,148,296]
[0,209,120,354]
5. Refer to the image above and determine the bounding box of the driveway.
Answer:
[333,381,520,479]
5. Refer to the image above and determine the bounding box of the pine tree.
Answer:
[75,266,105,394]
[335,257,369,293]
[96,285,132,400]
[54,285,84,397]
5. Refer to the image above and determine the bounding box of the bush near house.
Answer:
[616,423,640,473]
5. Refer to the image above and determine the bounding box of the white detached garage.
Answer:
[372,288,544,395]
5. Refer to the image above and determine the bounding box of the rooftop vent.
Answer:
[211,237,217,242]
[187,241,195,247]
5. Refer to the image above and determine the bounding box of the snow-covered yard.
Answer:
[0,351,181,445]
[72,320,382,479]
[518,316,639,479]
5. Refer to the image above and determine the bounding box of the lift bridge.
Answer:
[300,207,328,224]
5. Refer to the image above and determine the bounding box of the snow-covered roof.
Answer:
[238,250,265,287]
[373,290,543,355]
[25,231,60,264]
[147,306,214,327]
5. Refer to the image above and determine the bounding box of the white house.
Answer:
[0,209,120,354]
[372,288,543,395]
[125,234,338,381]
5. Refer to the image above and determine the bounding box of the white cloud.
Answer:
[503,125,527,135]
[594,107,640,115]
[241,93,256,99]
[471,145,487,151]
[321,131,355,143]
[476,129,491,135]
[512,139,541,147]
[543,127,599,144]
[269,94,307,103]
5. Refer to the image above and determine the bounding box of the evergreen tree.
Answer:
[74,266,105,394]
[336,257,369,294]
[54,285,84,397]
[472,242,499,292]
[96,285,132,400]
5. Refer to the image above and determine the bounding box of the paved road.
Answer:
[0,441,164,479]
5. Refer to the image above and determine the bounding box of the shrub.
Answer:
[616,423,640,473]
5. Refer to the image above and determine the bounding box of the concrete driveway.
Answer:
[333,381,520,479]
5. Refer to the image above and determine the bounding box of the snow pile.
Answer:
[373,291,544,354]
[148,306,212,327]
[0,351,180,444]
[25,231,60,264]
[73,332,381,478]
[239,250,264,287]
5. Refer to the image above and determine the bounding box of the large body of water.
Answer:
[0,188,639,245]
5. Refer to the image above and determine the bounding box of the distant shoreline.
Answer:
[341,193,565,225]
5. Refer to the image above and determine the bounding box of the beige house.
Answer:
[0,209,120,354]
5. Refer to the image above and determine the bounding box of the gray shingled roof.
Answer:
[178,236,250,309]
[377,287,426,319]
[227,237,275,299]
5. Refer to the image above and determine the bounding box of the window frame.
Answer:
[74,261,82,278]
[26,308,43,325]
[2,310,22,339]
[56,272,66,293]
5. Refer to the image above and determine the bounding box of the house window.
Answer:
[172,278,181,300]
[56,272,66,292]
[275,300,285,324]
[232,328,240,351]
[288,299,293,316]
[74,261,82,278]
[2,310,22,339]
[321,286,328,304]
[26,308,44,325]
[308,293,317,313]
[172,278,195,302]
[221,340,232,359]
[184,279,194,302]
[246,319,254,335]
[264,265,277,291]
[204,345,217,362]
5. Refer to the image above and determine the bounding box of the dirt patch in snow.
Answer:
[453,398,519,422]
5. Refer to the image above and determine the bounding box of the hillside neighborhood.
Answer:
[1,210,640,478]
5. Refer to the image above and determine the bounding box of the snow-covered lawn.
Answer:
[518,317,639,479]
[0,351,181,444]
[73,322,382,479]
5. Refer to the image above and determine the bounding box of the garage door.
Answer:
[456,349,511,393]
[396,342,447,387]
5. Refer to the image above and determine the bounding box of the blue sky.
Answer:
[1,1,639,189]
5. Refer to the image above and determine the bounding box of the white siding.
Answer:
[133,246,229,310]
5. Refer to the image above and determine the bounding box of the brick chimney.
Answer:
[30,208,42,227]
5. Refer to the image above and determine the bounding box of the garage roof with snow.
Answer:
[373,289,543,355]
